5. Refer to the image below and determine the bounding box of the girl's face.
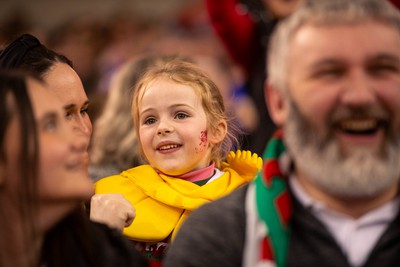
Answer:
[12,79,93,231]
[44,62,92,170]
[138,78,221,176]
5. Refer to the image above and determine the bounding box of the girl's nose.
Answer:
[157,121,173,135]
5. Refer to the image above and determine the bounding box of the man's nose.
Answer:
[341,71,376,107]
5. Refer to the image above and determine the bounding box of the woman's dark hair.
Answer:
[0,33,73,76]
[0,71,39,267]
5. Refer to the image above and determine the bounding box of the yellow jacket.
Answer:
[95,150,262,242]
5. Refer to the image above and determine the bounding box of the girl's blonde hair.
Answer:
[132,59,240,168]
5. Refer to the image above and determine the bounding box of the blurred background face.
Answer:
[28,79,94,230]
[44,62,92,170]
[261,0,304,18]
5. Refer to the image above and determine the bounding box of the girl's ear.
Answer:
[209,120,228,145]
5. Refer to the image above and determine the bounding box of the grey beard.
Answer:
[284,100,400,199]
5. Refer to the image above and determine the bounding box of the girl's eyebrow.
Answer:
[169,103,194,109]
[140,107,155,115]
[141,103,195,114]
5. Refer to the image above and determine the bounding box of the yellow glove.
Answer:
[222,150,262,177]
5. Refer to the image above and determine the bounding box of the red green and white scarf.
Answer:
[244,130,291,267]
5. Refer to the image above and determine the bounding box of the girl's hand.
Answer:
[90,193,135,232]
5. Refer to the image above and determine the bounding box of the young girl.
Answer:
[89,54,188,181]
[0,72,148,267]
[94,59,262,265]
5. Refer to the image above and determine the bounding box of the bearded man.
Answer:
[164,0,400,266]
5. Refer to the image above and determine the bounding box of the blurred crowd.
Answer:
[0,0,253,134]
[2,0,400,153]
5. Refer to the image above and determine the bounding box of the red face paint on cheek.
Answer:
[195,130,208,153]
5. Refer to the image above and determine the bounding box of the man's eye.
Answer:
[313,68,344,79]
[368,64,399,76]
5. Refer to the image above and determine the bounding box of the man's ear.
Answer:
[209,120,228,145]
[265,82,288,127]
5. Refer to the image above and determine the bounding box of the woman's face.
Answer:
[44,62,92,170]
[6,78,94,231]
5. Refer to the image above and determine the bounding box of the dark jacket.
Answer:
[165,184,400,267]
[42,213,149,267]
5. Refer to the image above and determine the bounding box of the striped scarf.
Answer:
[255,130,291,267]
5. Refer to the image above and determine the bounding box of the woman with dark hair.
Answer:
[0,71,149,267]
[0,32,138,245]
[0,33,92,171]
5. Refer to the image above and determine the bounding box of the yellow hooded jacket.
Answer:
[94,150,262,242]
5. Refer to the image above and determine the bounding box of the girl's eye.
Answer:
[175,113,188,120]
[144,118,156,125]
